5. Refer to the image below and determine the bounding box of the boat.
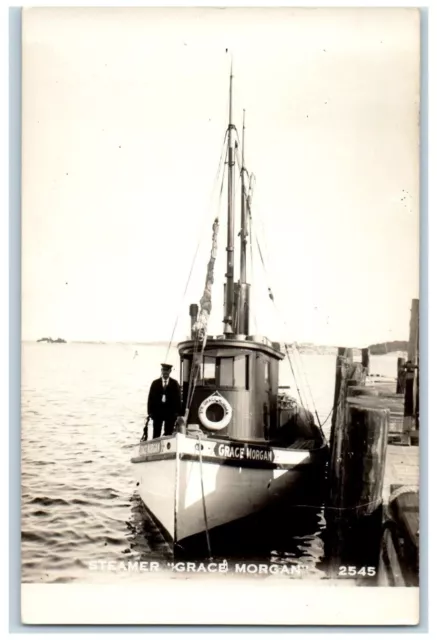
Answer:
[131,63,328,552]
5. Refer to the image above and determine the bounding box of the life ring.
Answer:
[198,394,232,431]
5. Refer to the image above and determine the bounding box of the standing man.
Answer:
[147,364,182,439]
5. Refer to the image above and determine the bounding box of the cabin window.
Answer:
[217,355,249,389]
[264,360,270,385]
[234,355,247,388]
[192,354,250,388]
[219,357,234,386]
[203,356,216,385]
[182,358,191,383]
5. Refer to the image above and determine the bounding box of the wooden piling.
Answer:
[328,402,389,515]
[361,347,370,374]
[403,298,419,442]
[327,352,390,576]
[415,358,419,442]
[329,347,354,451]
[345,347,354,360]
[350,362,367,386]
[403,362,415,444]
[407,299,419,364]
[396,357,406,394]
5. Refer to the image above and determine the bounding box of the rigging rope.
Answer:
[253,222,323,422]
[164,131,229,363]
[252,226,309,409]
[184,214,222,419]
[245,173,258,333]
[236,146,320,423]
[251,215,325,425]
[283,346,307,414]
[235,140,322,424]
[183,144,227,421]
[289,342,323,428]
[247,213,258,334]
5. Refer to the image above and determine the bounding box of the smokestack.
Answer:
[189,304,199,338]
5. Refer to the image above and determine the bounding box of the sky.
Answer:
[22,7,420,347]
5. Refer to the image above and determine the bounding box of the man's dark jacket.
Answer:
[147,378,182,419]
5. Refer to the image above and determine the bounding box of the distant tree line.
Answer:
[368,341,408,355]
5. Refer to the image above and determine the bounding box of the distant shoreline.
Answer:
[287,340,408,356]
[25,339,408,355]
[28,340,170,346]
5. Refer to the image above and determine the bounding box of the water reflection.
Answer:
[21,343,399,583]
[125,493,173,561]
[126,492,328,578]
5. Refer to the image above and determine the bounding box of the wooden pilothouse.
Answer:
[178,330,324,448]
[131,63,327,547]
[179,333,284,443]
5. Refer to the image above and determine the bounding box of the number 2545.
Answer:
[338,566,376,577]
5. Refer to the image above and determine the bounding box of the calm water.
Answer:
[21,342,399,583]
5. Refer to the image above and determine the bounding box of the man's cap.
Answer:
[160,363,173,371]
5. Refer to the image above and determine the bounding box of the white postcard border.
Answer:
[21,583,419,626]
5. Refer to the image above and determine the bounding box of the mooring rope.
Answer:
[278,498,383,513]
[320,404,335,429]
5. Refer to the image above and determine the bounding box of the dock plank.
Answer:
[383,445,419,503]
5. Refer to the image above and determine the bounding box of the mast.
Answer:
[234,108,251,336]
[223,62,235,334]
[240,110,247,283]
[236,106,251,336]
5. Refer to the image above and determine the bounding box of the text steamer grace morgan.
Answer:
[131,64,328,550]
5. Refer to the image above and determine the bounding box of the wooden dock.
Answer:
[326,322,420,586]
[348,375,420,502]
[380,447,419,587]
[383,444,419,503]
[363,377,418,445]
[324,299,420,586]
[352,378,419,499]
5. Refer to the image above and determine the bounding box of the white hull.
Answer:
[132,458,177,539]
[131,433,324,544]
